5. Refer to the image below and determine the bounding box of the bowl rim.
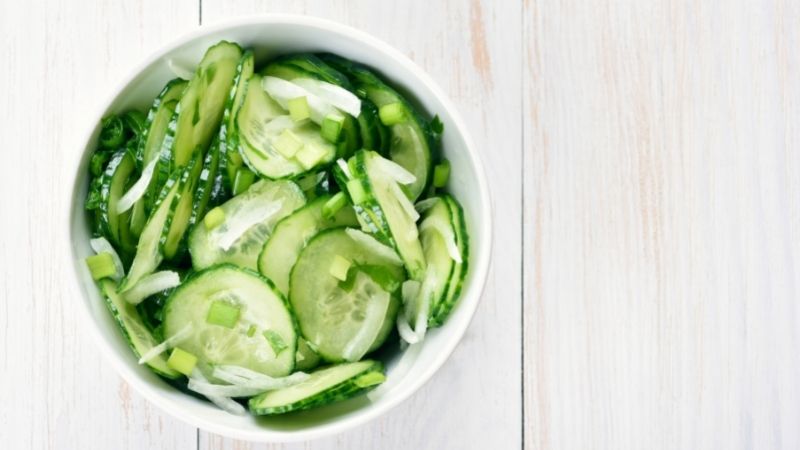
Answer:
[65,13,493,442]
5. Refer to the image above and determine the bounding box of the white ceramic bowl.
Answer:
[66,14,492,442]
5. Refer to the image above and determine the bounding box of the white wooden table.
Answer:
[2,1,799,449]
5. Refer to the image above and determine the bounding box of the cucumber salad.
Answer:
[83,41,469,417]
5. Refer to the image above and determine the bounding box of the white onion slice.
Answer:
[211,367,309,391]
[190,369,246,415]
[137,324,192,364]
[336,158,352,179]
[345,229,402,265]
[367,341,423,402]
[389,181,420,222]
[123,270,180,305]
[396,315,419,345]
[166,58,196,80]
[261,76,336,125]
[291,78,362,117]
[117,159,157,214]
[213,201,282,251]
[375,157,416,185]
[413,269,437,341]
[401,280,421,306]
[420,217,462,263]
[342,283,390,361]
[89,237,124,281]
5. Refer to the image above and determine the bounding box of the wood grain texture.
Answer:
[0,1,199,449]
[523,0,800,449]
[199,0,523,448]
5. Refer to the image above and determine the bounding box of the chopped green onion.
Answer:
[233,169,255,195]
[206,301,241,328]
[322,192,347,219]
[228,151,243,167]
[320,114,345,143]
[354,371,386,388]
[433,160,451,188]
[86,252,117,281]
[287,96,311,122]
[263,330,288,354]
[329,255,352,281]
[167,347,197,376]
[99,115,125,148]
[203,207,225,230]
[274,129,303,158]
[246,325,257,337]
[378,103,405,126]
[295,143,327,170]
[346,179,367,204]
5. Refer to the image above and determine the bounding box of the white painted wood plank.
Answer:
[0,1,199,448]
[523,0,800,448]
[199,1,523,449]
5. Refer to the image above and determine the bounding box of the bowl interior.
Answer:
[68,16,490,442]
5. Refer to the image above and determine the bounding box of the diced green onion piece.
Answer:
[99,115,125,148]
[322,192,347,219]
[203,207,225,230]
[433,159,451,188]
[233,169,255,195]
[274,129,304,158]
[263,330,288,354]
[378,103,405,126]
[206,301,241,328]
[246,325,257,337]
[228,151,243,167]
[287,96,311,122]
[295,143,327,170]
[320,114,345,143]
[86,252,117,281]
[167,347,197,376]
[354,371,386,388]
[329,255,352,281]
[346,179,367,204]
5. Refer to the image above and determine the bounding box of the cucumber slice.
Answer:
[235,74,336,179]
[289,228,404,362]
[221,50,255,195]
[97,151,137,256]
[249,360,384,415]
[319,55,433,200]
[294,337,321,371]
[160,153,203,260]
[356,98,388,154]
[167,41,243,168]
[340,150,427,280]
[188,134,222,232]
[120,163,194,291]
[258,195,358,295]
[162,265,297,377]
[429,195,469,326]
[188,179,305,270]
[138,80,188,210]
[97,279,180,379]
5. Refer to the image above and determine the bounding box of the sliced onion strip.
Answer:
[213,201,281,251]
[291,78,362,117]
[345,229,402,265]
[123,270,181,305]
[137,324,192,364]
[117,158,157,214]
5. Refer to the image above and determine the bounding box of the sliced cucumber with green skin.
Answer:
[160,153,203,260]
[258,195,358,295]
[319,55,434,200]
[162,265,297,377]
[429,195,469,326]
[220,50,255,195]
[167,41,242,169]
[98,278,180,379]
[121,164,193,291]
[188,179,306,270]
[97,151,137,255]
[340,150,427,280]
[356,98,388,154]
[235,74,336,179]
[249,360,383,415]
[294,337,321,371]
[188,136,222,233]
[137,80,188,211]
[289,228,404,362]
[262,59,360,158]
